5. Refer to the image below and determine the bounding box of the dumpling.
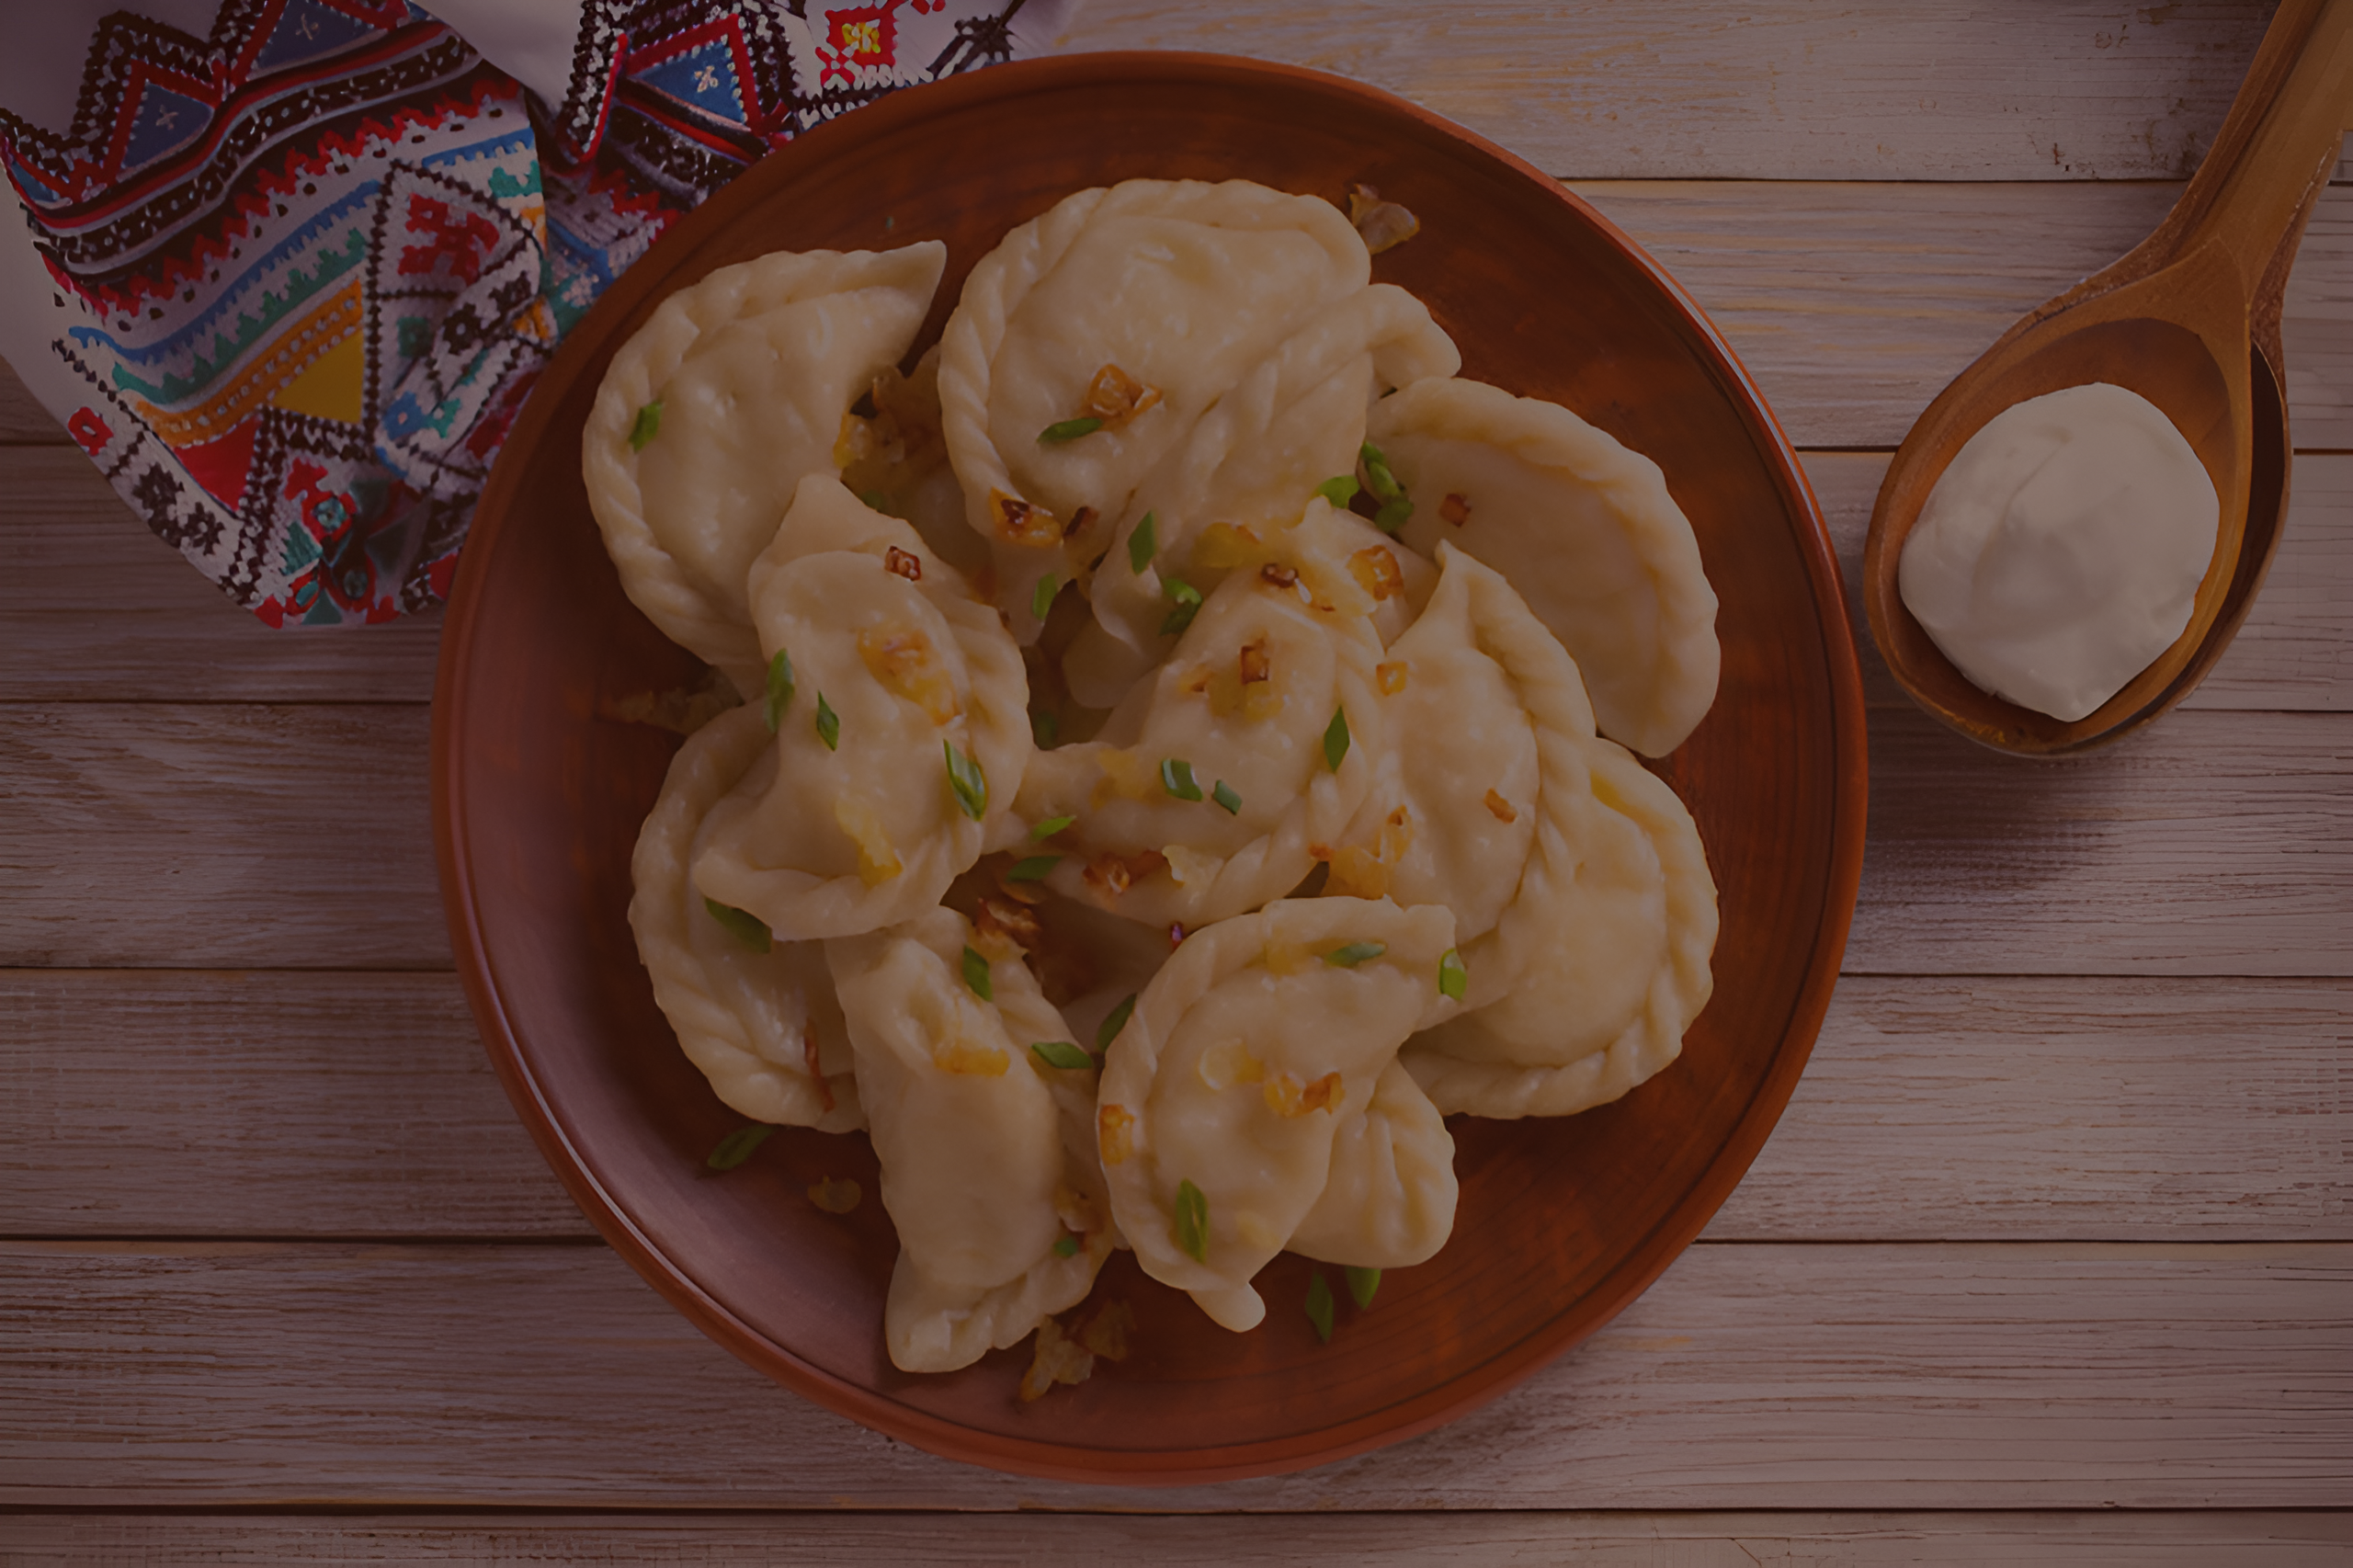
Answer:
[585,243,948,693]
[1082,282,1458,666]
[1318,542,1578,945]
[1403,727,1719,1121]
[691,488,1032,940]
[1368,377,1720,757]
[1013,543,1387,929]
[1095,897,1460,1331]
[937,179,1374,641]
[1285,1057,1458,1271]
[630,705,862,1132]
[826,908,1115,1372]
[832,345,995,585]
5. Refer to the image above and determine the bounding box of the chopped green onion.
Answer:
[1032,709,1060,748]
[1438,948,1467,1001]
[628,400,663,450]
[1160,576,1203,637]
[1347,1266,1381,1310]
[1030,572,1060,622]
[1097,994,1137,1052]
[1128,511,1158,573]
[1360,441,1403,501]
[1211,779,1242,815]
[1052,1233,1081,1257]
[1374,494,1413,533]
[814,693,840,750]
[1323,706,1351,771]
[1305,1272,1336,1343]
[858,489,889,510]
[1030,814,1076,840]
[763,649,795,732]
[944,741,987,821]
[961,945,994,1001]
[1324,940,1387,968]
[703,897,771,954]
[1174,1177,1210,1263]
[1039,415,1104,444]
[1030,1040,1094,1071]
[1315,474,1359,507]
[1160,757,1203,801]
[1006,854,1060,881]
[705,1122,773,1171]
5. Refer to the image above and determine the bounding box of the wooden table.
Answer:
[4,4,2347,1560]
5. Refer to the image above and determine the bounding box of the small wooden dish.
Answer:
[433,52,1868,1484]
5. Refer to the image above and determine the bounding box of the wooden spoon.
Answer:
[1863,0,2351,755]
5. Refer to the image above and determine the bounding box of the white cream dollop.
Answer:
[1897,381,2220,723]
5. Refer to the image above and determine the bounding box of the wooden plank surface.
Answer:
[6,971,2345,1244]
[1053,2,2274,183]
[3,1239,2343,1510]
[6,704,2341,975]
[6,1512,2351,1565]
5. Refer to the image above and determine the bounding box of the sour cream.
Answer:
[1897,381,2221,723]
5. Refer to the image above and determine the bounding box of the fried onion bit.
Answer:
[1020,1314,1094,1401]
[1084,363,1164,427]
[989,488,1062,548]
[1347,183,1421,255]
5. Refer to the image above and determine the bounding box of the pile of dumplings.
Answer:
[584,178,1722,1376]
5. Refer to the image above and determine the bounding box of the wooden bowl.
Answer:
[432,52,1868,1485]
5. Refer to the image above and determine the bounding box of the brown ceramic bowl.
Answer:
[433,52,1868,1484]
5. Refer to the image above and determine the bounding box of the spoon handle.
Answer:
[2171,0,2353,290]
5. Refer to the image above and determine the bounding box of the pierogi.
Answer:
[585,243,948,695]
[597,176,1724,1381]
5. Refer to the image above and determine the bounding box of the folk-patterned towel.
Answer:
[0,0,1073,628]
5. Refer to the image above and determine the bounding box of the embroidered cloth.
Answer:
[0,0,1069,627]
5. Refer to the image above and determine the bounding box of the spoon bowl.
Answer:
[1864,0,2348,756]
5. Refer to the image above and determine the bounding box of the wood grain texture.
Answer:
[4,971,2342,1244]
[1803,451,2353,712]
[6,704,2341,976]
[0,358,62,446]
[1848,708,2352,977]
[6,1512,2351,1565]
[1052,2,2272,182]
[1,1239,2343,1509]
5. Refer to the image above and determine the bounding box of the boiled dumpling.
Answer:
[1013,544,1387,929]
[691,490,1031,940]
[585,243,947,693]
[630,705,863,1132]
[1403,729,1718,1120]
[1369,377,1720,756]
[827,908,1115,1372]
[1095,897,1460,1331]
[1286,1057,1457,1271]
[937,179,1374,642]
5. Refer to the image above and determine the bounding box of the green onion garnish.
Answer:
[1031,572,1059,622]
[1315,474,1359,507]
[1161,576,1202,637]
[628,399,663,450]
[1030,814,1076,840]
[1039,415,1104,444]
[1096,994,1137,1052]
[1360,441,1403,501]
[944,740,987,821]
[814,693,840,750]
[1347,1266,1381,1310]
[1324,941,1387,968]
[858,489,889,510]
[705,1122,773,1171]
[1030,1040,1094,1071]
[1323,706,1351,771]
[1174,1177,1210,1263]
[1128,511,1157,573]
[763,648,795,732]
[1305,1272,1336,1343]
[1374,495,1413,533]
[1211,779,1242,815]
[961,945,994,1001]
[1160,757,1203,801]
[703,897,771,953]
[1032,709,1060,748]
[1006,854,1060,881]
[1438,948,1467,1000]
[1052,1233,1081,1257]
